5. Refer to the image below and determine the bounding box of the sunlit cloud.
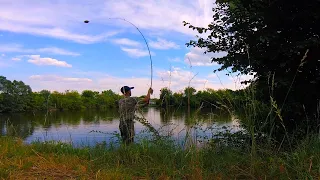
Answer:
[149,38,180,50]
[120,47,155,58]
[30,75,92,83]
[185,47,227,67]
[27,55,72,68]
[112,38,141,47]
[0,44,80,56]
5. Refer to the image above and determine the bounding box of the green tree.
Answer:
[0,76,32,112]
[184,86,196,108]
[0,76,12,112]
[12,80,33,111]
[172,92,183,107]
[64,90,82,110]
[184,0,320,138]
[81,90,98,109]
[159,87,173,108]
[30,90,51,111]
[50,91,64,110]
[31,92,45,110]
[195,90,211,108]
[97,90,121,109]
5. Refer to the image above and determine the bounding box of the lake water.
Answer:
[0,107,243,147]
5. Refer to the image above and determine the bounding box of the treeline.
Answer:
[0,76,122,113]
[1,75,246,113]
[157,87,247,109]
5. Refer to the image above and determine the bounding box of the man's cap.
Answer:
[120,86,134,94]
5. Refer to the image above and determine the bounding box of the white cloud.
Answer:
[0,1,213,43]
[207,73,217,79]
[37,47,80,56]
[120,47,154,58]
[112,39,158,58]
[149,38,180,50]
[27,55,72,68]
[100,1,214,36]
[0,22,118,44]
[0,44,24,53]
[112,38,141,47]
[30,75,92,83]
[185,47,227,66]
[1,54,5,57]
[0,1,120,44]
[168,57,181,63]
[0,44,80,56]
[11,57,21,61]
[157,67,205,90]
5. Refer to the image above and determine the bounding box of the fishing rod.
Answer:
[84,18,153,89]
[84,19,159,138]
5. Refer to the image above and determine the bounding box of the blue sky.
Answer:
[0,0,252,98]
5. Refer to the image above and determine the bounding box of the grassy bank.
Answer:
[0,136,319,179]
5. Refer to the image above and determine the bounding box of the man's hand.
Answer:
[148,87,153,95]
[141,87,153,105]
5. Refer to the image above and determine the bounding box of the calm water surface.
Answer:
[0,107,243,147]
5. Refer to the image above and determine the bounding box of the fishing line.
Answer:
[110,18,153,88]
[85,18,153,88]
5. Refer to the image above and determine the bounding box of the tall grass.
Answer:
[0,134,319,179]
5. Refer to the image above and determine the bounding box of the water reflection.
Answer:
[0,113,35,139]
[0,107,242,147]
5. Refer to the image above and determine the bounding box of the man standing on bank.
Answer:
[118,86,153,144]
